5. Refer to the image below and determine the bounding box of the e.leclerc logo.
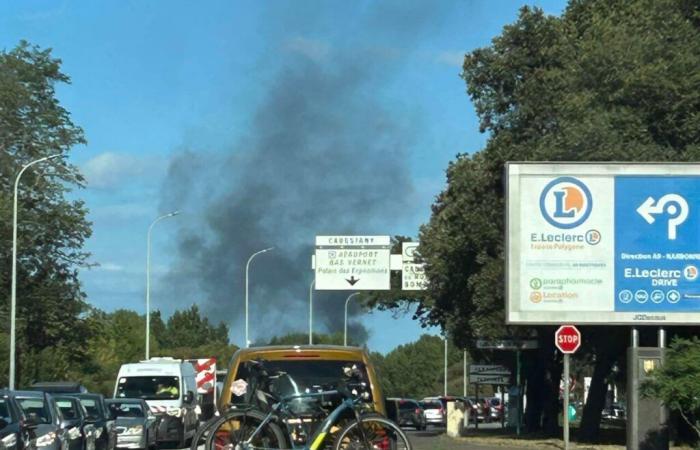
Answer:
[539,177,593,229]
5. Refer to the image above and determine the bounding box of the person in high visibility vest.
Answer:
[156,383,179,398]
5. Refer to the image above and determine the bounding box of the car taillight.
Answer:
[439,407,445,415]
[415,408,421,414]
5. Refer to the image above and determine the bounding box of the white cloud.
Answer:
[82,152,163,189]
[435,51,465,67]
[285,36,330,62]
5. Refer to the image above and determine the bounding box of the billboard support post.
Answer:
[516,350,521,436]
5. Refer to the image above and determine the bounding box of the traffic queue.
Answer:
[0,357,216,450]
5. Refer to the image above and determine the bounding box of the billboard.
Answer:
[507,163,700,324]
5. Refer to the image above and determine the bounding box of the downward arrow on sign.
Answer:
[346,276,360,286]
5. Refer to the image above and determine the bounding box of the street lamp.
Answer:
[10,154,62,389]
[145,210,180,360]
[344,292,360,346]
[245,247,274,348]
[309,279,315,345]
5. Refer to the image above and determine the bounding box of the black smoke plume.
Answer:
[159,2,450,346]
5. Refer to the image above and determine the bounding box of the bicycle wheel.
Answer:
[191,416,220,450]
[205,410,288,450]
[333,416,411,450]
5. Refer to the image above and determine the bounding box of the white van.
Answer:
[114,357,198,447]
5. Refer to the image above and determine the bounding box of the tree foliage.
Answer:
[399,0,700,436]
[0,41,92,387]
[642,337,700,441]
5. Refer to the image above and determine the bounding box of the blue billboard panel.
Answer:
[615,176,700,312]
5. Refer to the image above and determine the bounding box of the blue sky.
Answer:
[1,0,567,354]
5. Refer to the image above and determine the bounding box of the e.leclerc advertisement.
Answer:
[508,163,700,324]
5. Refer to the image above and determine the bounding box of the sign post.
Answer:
[555,325,581,450]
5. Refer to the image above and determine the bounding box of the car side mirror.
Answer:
[184,391,194,404]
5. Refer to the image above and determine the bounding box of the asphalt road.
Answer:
[187,423,515,450]
[405,424,520,450]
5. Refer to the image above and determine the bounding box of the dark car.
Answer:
[54,396,96,450]
[386,398,426,430]
[67,395,117,450]
[11,390,69,450]
[0,391,25,450]
[104,400,157,450]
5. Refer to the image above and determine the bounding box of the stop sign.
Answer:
[555,325,581,354]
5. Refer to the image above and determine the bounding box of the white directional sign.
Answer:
[469,365,511,376]
[469,374,511,385]
[315,236,391,290]
[402,242,427,290]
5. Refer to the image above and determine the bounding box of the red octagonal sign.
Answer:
[555,325,581,354]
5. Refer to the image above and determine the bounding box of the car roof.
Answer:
[66,393,103,400]
[30,382,87,393]
[10,390,47,398]
[233,345,368,361]
[105,398,143,404]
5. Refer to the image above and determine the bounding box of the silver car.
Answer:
[104,400,158,450]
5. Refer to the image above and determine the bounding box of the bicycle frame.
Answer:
[240,390,363,450]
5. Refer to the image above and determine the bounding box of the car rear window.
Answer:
[231,360,369,400]
[79,398,103,418]
[56,400,78,419]
[399,401,417,410]
[422,402,441,409]
[16,397,50,424]
[108,403,144,418]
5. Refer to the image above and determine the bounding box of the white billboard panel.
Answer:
[315,235,391,290]
[507,163,700,324]
[402,242,427,291]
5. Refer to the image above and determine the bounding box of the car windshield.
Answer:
[109,403,144,418]
[116,376,180,400]
[16,397,51,424]
[0,399,12,426]
[56,400,79,419]
[79,398,103,419]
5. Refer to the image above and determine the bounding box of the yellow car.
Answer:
[218,345,385,417]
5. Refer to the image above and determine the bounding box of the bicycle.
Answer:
[195,360,411,450]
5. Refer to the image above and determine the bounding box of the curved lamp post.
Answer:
[10,154,62,389]
[245,247,274,347]
[145,210,179,360]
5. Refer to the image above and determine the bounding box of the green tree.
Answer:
[642,337,700,444]
[378,335,462,399]
[161,304,229,349]
[414,0,700,438]
[0,41,92,387]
